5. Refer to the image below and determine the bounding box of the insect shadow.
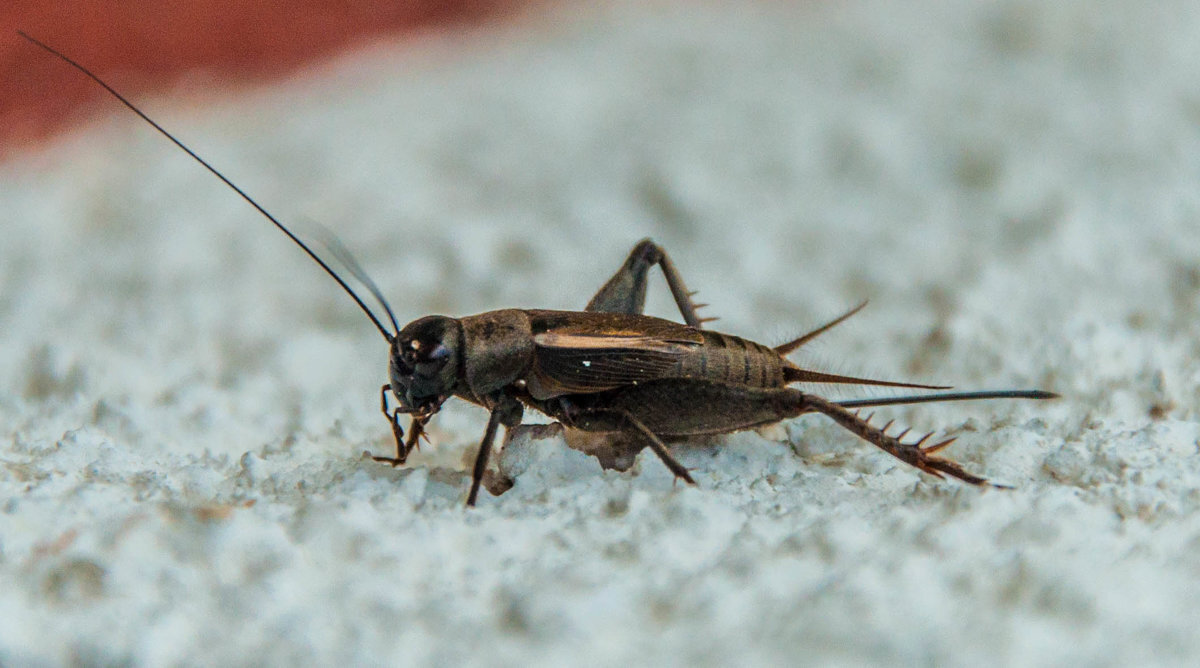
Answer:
[21,32,1057,506]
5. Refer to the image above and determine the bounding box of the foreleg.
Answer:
[466,393,525,506]
[369,383,426,466]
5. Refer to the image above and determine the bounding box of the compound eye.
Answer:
[403,338,448,372]
[415,342,450,371]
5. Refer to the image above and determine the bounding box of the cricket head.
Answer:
[389,315,461,411]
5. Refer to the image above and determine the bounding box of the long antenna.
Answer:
[19,31,400,342]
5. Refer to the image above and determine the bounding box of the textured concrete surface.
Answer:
[2,2,1198,665]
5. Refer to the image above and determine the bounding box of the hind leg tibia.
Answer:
[585,238,710,328]
[799,394,990,485]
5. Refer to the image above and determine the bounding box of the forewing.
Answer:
[531,330,698,398]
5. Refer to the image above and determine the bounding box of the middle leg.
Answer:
[565,407,697,484]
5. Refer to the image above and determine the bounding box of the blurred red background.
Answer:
[2,0,527,158]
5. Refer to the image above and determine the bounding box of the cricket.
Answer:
[21,32,1057,506]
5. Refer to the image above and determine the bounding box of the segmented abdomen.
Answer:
[674,331,786,388]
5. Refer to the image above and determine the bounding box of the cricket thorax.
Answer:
[458,309,535,397]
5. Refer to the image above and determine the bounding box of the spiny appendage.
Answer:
[804,395,991,485]
[687,289,720,325]
[774,300,868,355]
[854,407,984,482]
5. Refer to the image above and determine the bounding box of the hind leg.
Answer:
[586,238,712,327]
[797,394,989,485]
[549,380,991,486]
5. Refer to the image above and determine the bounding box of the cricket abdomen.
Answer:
[540,379,810,437]
[675,331,787,389]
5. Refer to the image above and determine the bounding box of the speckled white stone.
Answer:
[3,2,1198,665]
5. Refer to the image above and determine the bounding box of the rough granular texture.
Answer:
[2,2,1198,665]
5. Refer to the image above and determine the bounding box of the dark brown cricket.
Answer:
[22,33,1058,507]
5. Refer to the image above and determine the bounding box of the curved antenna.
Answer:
[303,219,401,334]
[19,31,399,343]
